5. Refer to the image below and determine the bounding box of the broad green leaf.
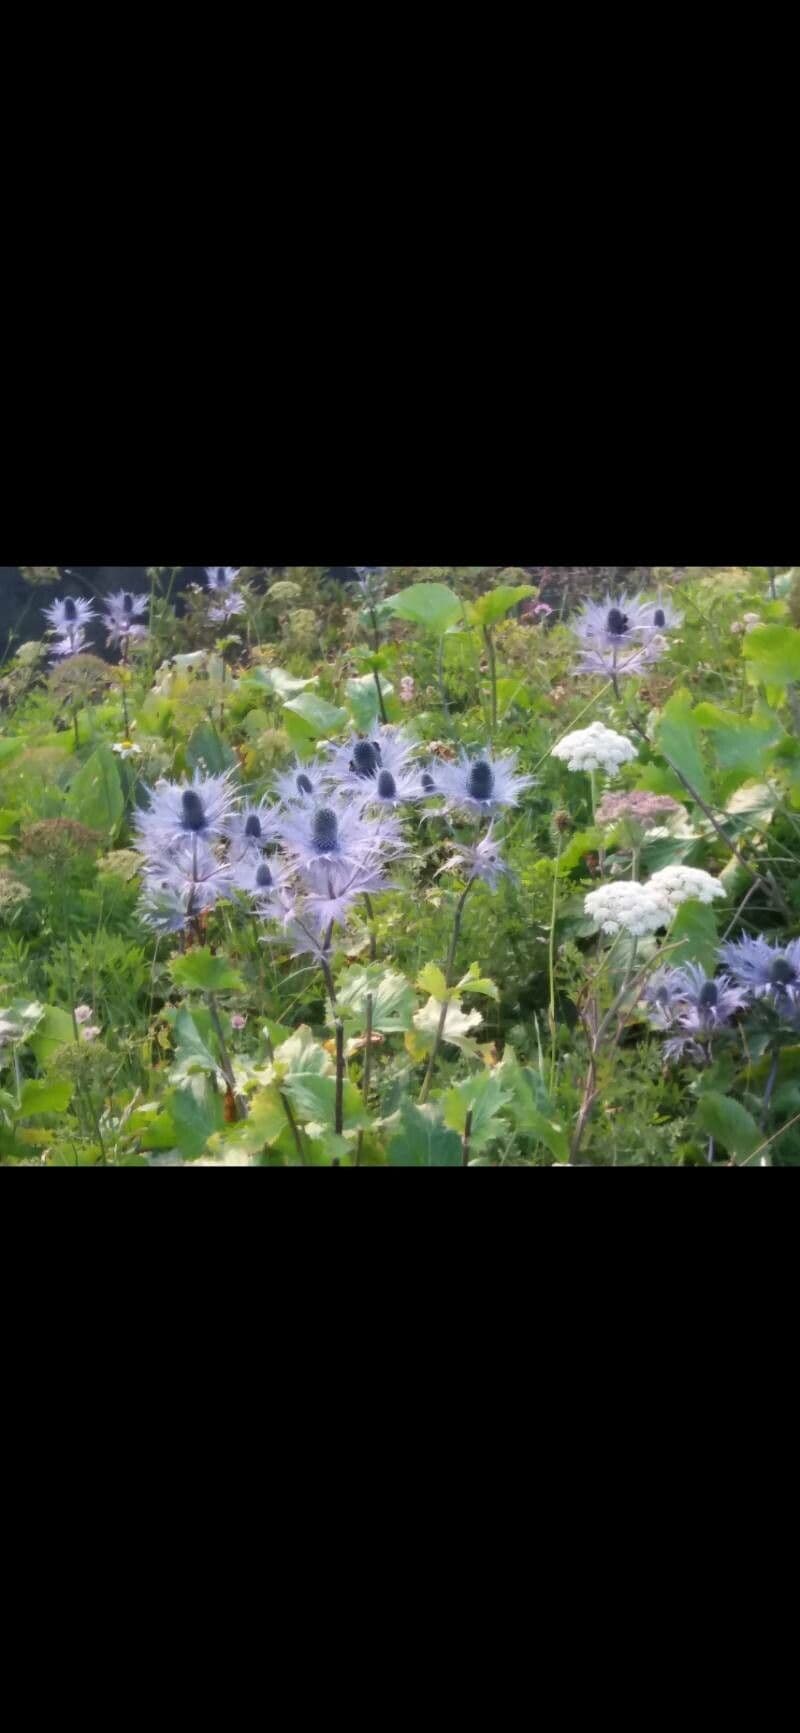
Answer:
[557,828,603,874]
[743,624,800,688]
[168,1077,226,1160]
[170,949,246,994]
[388,1101,462,1168]
[0,739,24,767]
[273,1026,332,1079]
[18,1078,73,1116]
[67,745,124,836]
[443,1071,512,1150]
[469,584,536,628]
[417,963,449,1000]
[654,690,711,802]
[692,702,783,775]
[346,673,394,732]
[168,1009,222,1085]
[667,901,719,973]
[334,965,416,1034]
[186,723,237,775]
[29,1005,76,1068]
[388,584,463,636]
[696,1093,761,1161]
[284,1071,367,1129]
[283,692,348,738]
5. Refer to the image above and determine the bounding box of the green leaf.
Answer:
[743,624,800,688]
[245,666,319,700]
[443,1071,512,1150]
[283,692,349,738]
[168,1009,222,1085]
[284,1071,367,1129]
[455,962,500,1001]
[557,828,604,874]
[168,1077,226,1160]
[413,997,483,1054]
[388,1101,462,1167]
[469,584,536,628]
[417,963,449,1000]
[67,745,124,836]
[334,965,416,1034]
[654,690,711,802]
[345,674,394,732]
[18,1078,73,1116]
[692,702,783,776]
[186,723,237,775]
[169,949,246,994]
[388,584,463,636]
[696,1093,761,1161]
[29,1006,76,1068]
[667,901,719,973]
[497,1050,570,1162]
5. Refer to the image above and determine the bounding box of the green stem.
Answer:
[483,627,498,734]
[207,992,246,1120]
[548,835,563,1094]
[419,879,475,1104]
[356,992,374,1167]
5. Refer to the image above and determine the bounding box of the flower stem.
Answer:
[207,992,246,1120]
[483,627,498,734]
[356,991,374,1167]
[335,1019,345,1135]
[419,879,475,1104]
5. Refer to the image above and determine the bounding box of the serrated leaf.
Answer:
[334,965,416,1033]
[413,996,483,1054]
[654,689,711,802]
[345,673,394,732]
[168,1077,226,1160]
[18,1078,73,1116]
[29,1006,76,1068]
[743,624,800,688]
[496,1050,570,1162]
[387,1101,462,1167]
[246,666,319,700]
[168,1009,223,1085]
[417,963,449,1000]
[284,1072,367,1129]
[443,1071,512,1150]
[455,963,500,1001]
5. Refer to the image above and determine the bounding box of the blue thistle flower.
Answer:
[719,935,800,1011]
[432,749,533,819]
[135,771,239,860]
[103,588,149,650]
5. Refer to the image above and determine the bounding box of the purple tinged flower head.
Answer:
[134,770,239,862]
[103,588,149,650]
[228,849,293,914]
[223,801,282,861]
[642,963,747,1065]
[572,591,670,682]
[644,596,683,633]
[273,756,335,807]
[719,935,800,1010]
[204,566,246,623]
[275,793,403,900]
[432,749,533,819]
[43,595,97,661]
[438,824,510,890]
[327,726,420,795]
[139,837,233,932]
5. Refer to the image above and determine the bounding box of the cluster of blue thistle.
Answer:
[573,591,683,683]
[643,937,800,1065]
[43,590,149,660]
[132,730,533,952]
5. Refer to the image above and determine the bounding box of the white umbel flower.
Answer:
[647,866,726,916]
[584,882,671,938]
[552,723,638,776]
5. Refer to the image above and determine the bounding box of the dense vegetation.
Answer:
[1,562,799,1168]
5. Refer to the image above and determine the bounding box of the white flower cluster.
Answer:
[584,883,670,938]
[647,866,726,916]
[552,723,638,776]
[585,866,726,938]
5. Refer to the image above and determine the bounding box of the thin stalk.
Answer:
[419,879,475,1104]
[356,991,374,1167]
[262,1029,308,1165]
[462,1109,474,1169]
[363,893,377,961]
[548,835,563,1094]
[373,670,389,726]
[762,1050,780,1129]
[207,992,246,1120]
[335,1020,345,1136]
[483,627,498,734]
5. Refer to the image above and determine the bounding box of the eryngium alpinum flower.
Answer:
[432,750,533,818]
